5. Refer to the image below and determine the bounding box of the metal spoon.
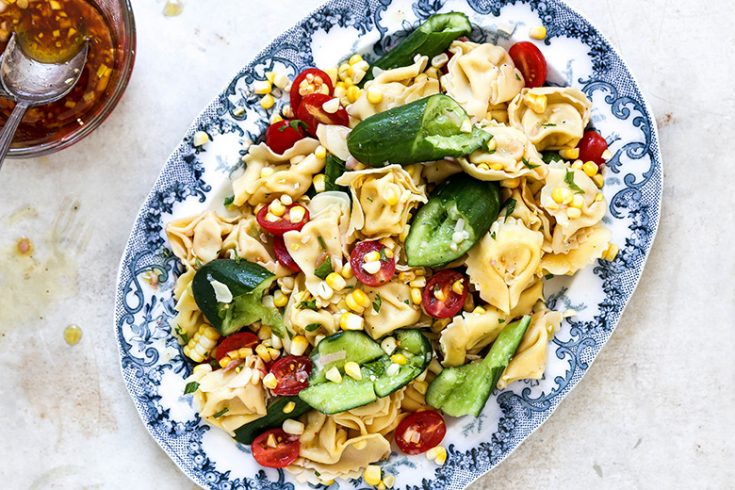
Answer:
[0,33,89,170]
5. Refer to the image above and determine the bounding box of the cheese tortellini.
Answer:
[364,282,421,339]
[167,211,235,267]
[441,40,525,120]
[508,87,592,151]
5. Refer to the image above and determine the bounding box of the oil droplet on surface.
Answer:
[163,0,183,17]
[63,324,83,346]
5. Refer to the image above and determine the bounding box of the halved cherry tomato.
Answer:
[296,93,349,136]
[350,240,396,287]
[265,119,307,154]
[509,41,547,88]
[290,68,334,114]
[214,332,259,362]
[272,236,301,273]
[251,428,300,468]
[269,355,312,396]
[422,270,468,319]
[395,410,447,455]
[578,130,609,167]
[256,202,310,236]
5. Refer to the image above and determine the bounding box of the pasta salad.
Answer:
[168,12,616,487]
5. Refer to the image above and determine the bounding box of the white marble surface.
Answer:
[0,0,733,488]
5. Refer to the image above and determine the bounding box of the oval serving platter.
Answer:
[115,1,663,488]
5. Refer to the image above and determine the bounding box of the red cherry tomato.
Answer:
[272,236,301,273]
[256,202,310,236]
[578,130,609,167]
[350,241,396,287]
[422,270,468,319]
[296,93,349,136]
[214,332,259,362]
[290,68,334,114]
[509,41,548,88]
[251,429,300,468]
[265,119,307,154]
[269,355,312,396]
[395,410,447,455]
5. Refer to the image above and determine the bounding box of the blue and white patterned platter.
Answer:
[115,1,663,488]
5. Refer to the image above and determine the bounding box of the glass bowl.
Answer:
[7,0,136,158]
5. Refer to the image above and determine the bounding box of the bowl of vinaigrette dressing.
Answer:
[0,0,135,157]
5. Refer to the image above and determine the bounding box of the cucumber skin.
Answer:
[299,376,377,415]
[405,174,500,267]
[233,396,310,445]
[426,317,531,417]
[309,331,385,384]
[324,155,347,192]
[361,12,472,84]
[373,330,433,397]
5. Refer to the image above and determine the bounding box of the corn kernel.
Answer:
[341,262,354,279]
[351,289,371,308]
[349,54,363,65]
[263,372,278,390]
[490,163,504,171]
[383,248,394,259]
[477,163,490,171]
[426,446,447,465]
[290,335,309,356]
[192,131,209,147]
[552,187,572,204]
[218,356,231,369]
[380,337,397,355]
[238,347,252,358]
[326,272,347,291]
[434,288,446,302]
[258,325,273,340]
[288,205,306,223]
[592,173,605,188]
[326,366,343,383]
[572,160,584,170]
[344,361,362,380]
[346,85,362,103]
[282,418,305,435]
[582,161,599,177]
[473,306,486,314]
[253,80,272,95]
[559,148,580,160]
[603,242,619,261]
[382,474,396,488]
[364,251,381,263]
[282,401,296,414]
[595,192,604,202]
[530,25,547,40]
[325,67,339,85]
[390,353,408,366]
[313,173,326,193]
[571,194,585,209]
[364,465,382,486]
[314,145,327,159]
[410,287,423,305]
[256,343,272,362]
[273,290,289,308]
[269,199,286,217]
[267,432,277,448]
[524,93,548,114]
[367,87,384,105]
[260,94,276,110]
[451,279,464,295]
[567,207,582,219]
[346,294,365,313]
[268,348,281,361]
[601,149,613,161]
[362,260,382,275]
[340,312,364,331]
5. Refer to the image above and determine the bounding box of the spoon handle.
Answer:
[0,100,29,171]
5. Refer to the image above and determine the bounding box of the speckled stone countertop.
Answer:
[0,0,733,488]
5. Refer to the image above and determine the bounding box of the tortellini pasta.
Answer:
[465,218,544,314]
[508,87,592,151]
[221,216,291,277]
[172,268,202,340]
[167,211,235,267]
[283,275,339,340]
[539,162,608,253]
[364,282,421,339]
[542,224,611,276]
[441,40,525,120]
[440,306,506,367]
[232,138,324,207]
[186,358,268,435]
[336,165,427,239]
[497,309,563,388]
[348,55,440,122]
[459,122,545,181]
[331,389,405,436]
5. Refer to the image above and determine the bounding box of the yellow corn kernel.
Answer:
[364,465,382,486]
[477,163,490,171]
[601,149,613,161]
[325,366,343,383]
[258,325,273,340]
[552,187,572,204]
[434,288,447,302]
[500,178,521,189]
[290,335,309,356]
[524,93,547,114]
[344,361,362,380]
[572,160,584,170]
[582,161,599,177]
[383,248,394,259]
[238,347,252,358]
[312,173,326,193]
[346,85,362,103]
[490,163,504,171]
[269,113,283,124]
[451,279,464,295]
[382,474,396,489]
[559,148,580,160]
[253,80,272,95]
[351,289,371,308]
[255,343,272,362]
[592,173,605,188]
[341,262,354,279]
[269,199,286,217]
[567,207,582,219]
[282,401,296,414]
[288,205,306,223]
[530,25,547,40]
[326,272,347,291]
[314,145,327,159]
[349,54,363,65]
[345,293,365,313]
[218,356,231,369]
[426,446,447,465]
[380,337,397,355]
[603,242,619,261]
[410,287,423,305]
[595,192,604,202]
[263,372,278,390]
[202,326,220,341]
[282,418,305,436]
[390,353,408,366]
[325,67,339,85]
[260,94,276,109]
[473,306,486,314]
[364,251,381,263]
[192,131,209,147]
[266,432,277,448]
[366,87,384,105]
[571,194,585,209]
[273,290,289,308]
[340,312,364,331]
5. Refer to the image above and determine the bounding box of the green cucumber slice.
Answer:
[372,330,432,397]
[309,331,385,384]
[233,396,310,445]
[298,374,377,415]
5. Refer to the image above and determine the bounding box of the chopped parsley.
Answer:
[223,195,235,207]
[298,299,318,310]
[498,319,505,324]
[544,273,555,280]
[213,407,229,419]
[175,324,189,344]
[379,247,389,262]
[314,255,333,280]
[305,323,322,332]
[317,235,327,250]
[515,73,521,81]
[372,294,382,313]
[541,123,557,127]
[522,157,540,169]
[278,119,308,132]
[564,170,585,194]
[491,231,497,240]
[503,198,517,222]
[183,381,199,394]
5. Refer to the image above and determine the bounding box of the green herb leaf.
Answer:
[298,299,318,310]
[213,407,229,419]
[314,255,333,280]
[317,235,327,250]
[490,231,497,240]
[305,323,322,332]
[503,198,517,222]
[484,135,495,152]
[175,324,190,344]
[372,294,382,313]
[183,381,199,394]
[290,119,308,132]
[498,319,505,324]
[564,170,585,194]
[379,247,389,262]
[521,157,540,169]
[542,151,561,164]
[515,73,521,81]
[541,123,557,127]
[544,273,555,280]
[223,195,235,207]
